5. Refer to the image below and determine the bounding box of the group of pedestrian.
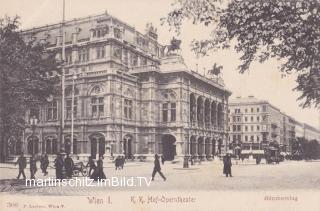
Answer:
[15,152,232,182]
[16,153,49,180]
[54,153,80,179]
[114,156,125,170]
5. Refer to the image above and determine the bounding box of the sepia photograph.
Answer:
[0,0,319,210]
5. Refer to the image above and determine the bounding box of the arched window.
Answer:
[162,91,176,122]
[90,85,104,117]
[65,86,79,119]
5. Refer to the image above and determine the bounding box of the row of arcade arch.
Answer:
[190,93,225,129]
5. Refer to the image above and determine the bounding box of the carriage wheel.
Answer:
[73,170,79,177]
[82,168,88,177]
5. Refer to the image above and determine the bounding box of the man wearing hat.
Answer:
[16,153,27,179]
[223,153,233,177]
[54,153,64,179]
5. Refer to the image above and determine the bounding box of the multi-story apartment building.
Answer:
[228,96,282,151]
[229,96,320,154]
[303,123,320,141]
[281,113,296,153]
[7,12,231,161]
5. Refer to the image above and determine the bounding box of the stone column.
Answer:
[201,139,206,160]
[208,140,213,160]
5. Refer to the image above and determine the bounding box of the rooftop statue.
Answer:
[164,37,181,55]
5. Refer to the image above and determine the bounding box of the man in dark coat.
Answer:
[223,154,232,177]
[40,154,49,176]
[115,156,120,170]
[16,153,27,179]
[54,153,64,179]
[64,154,74,178]
[151,154,166,181]
[86,156,96,176]
[30,156,37,179]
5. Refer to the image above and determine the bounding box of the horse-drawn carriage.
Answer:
[72,162,89,177]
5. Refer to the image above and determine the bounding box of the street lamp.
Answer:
[30,115,38,155]
[70,71,77,155]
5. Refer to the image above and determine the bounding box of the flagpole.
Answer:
[60,0,66,153]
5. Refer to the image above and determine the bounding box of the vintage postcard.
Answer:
[0,0,319,210]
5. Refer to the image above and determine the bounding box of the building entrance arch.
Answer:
[161,134,176,161]
[123,135,133,159]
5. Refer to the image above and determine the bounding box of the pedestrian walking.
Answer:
[16,153,27,179]
[64,154,74,179]
[151,154,166,181]
[120,156,125,169]
[223,153,232,177]
[91,156,106,181]
[86,156,96,176]
[40,154,49,176]
[54,153,64,179]
[115,155,121,170]
[30,156,37,179]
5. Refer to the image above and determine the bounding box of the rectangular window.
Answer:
[262,105,267,112]
[78,48,89,62]
[251,125,254,131]
[30,108,40,119]
[245,108,247,113]
[257,116,260,122]
[162,103,168,122]
[233,135,237,142]
[245,126,248,131]
[251,116,254,121]
[114,28,122,39]
[257,136,260,141]
[250,136,254,141]
[257,108,260,112]
[251,108,254,112]
[233,125,237,131]
[96,46,105,59]
[237,135,241,141]
[232,116,236,122]
[130,53,138,66]
[47,101,57,120]
[237,116,241,122]
[237,125,241,131]
[124,99,133,119]
[91,97,104,117]
[245,136,248,141]
[257,125,260,131]
[170,103,176,122]
[245,117,248,122]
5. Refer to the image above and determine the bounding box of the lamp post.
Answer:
[70,72,77,155]
[30,116,38,156]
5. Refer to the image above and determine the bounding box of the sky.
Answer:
[1,0,319,129]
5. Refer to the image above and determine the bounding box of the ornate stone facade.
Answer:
[15,12,231,161]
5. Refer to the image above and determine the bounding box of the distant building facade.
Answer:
[229,96,320,153]
[7,12,231,161]
[228,96,282,151]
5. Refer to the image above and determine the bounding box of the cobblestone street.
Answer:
[1,160,320,195]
